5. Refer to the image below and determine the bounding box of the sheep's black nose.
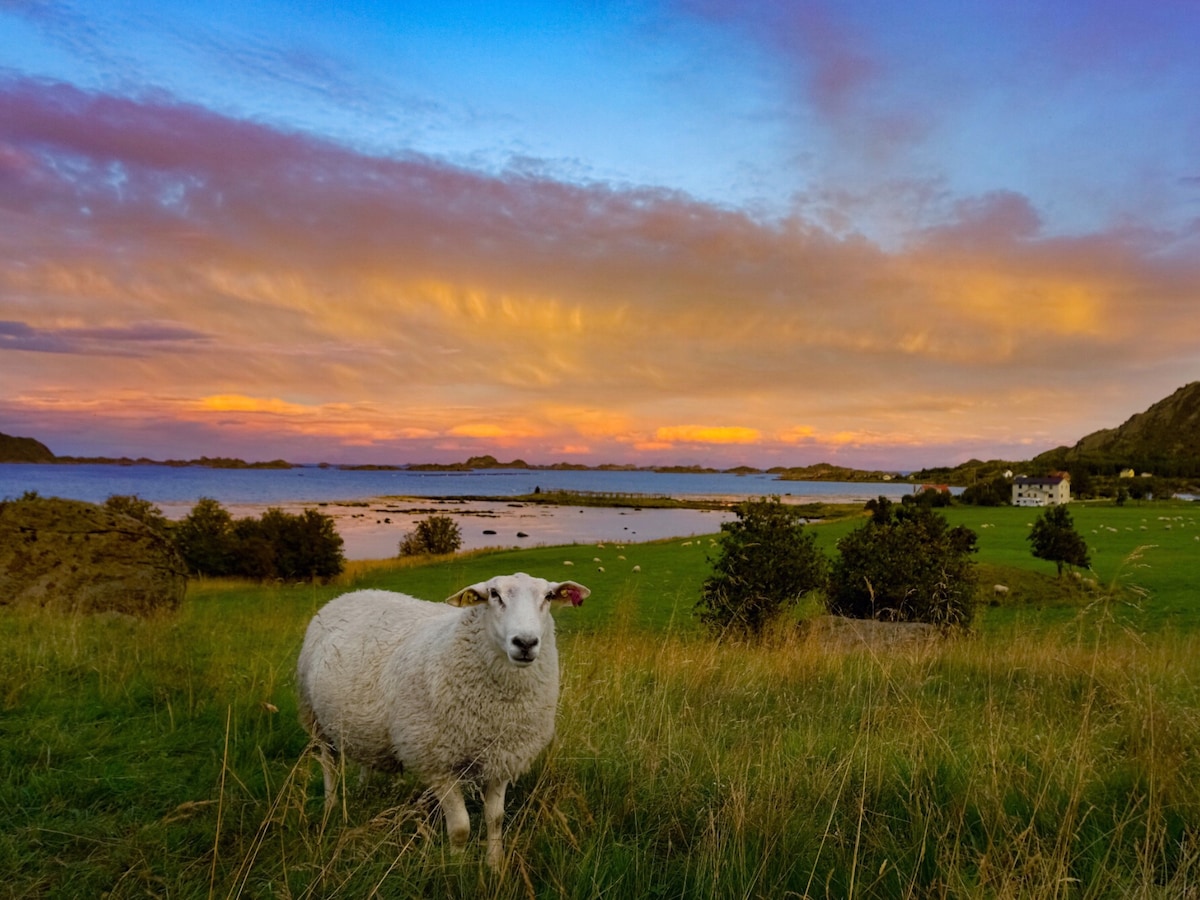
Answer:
[512,635,539,654]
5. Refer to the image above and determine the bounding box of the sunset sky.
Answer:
[2,1,1199,469]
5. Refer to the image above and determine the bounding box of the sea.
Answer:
[0,464,922,559]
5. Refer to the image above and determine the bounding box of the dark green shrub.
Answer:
[232,507,345,582]
[174,497,236,577]
[695,496,827,640]
[398,514,463,557]
[959,476,1011,506]
[827,497,978,629]
[175,500,344,582]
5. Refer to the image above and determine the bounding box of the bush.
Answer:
[827,497,978,629]
[174,497,236,577]
[174,500,344,582]
[695,496,827,640]
[398,514,463,557]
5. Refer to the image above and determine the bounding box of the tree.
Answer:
[1028,504,1090,577]
[827,498,978,629]
[173,500,344,582]
[960,476,1011,507]
[695,496,827,640]
[230,507,345,582]
[174,497,236,577]
[398,514,463,557]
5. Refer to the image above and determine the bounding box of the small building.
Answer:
[1012,475,1071,507]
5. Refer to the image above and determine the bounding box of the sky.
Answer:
[2,0,1199,470]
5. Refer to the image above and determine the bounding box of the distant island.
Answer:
[0,444,899,481]
[0,436,294,470]
[4,381,1199,493]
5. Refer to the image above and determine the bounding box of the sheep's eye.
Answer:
[489,588,504,605]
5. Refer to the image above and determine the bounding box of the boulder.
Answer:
[804,615,941,650]
[0,496,187,615]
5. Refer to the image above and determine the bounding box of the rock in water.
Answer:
[0,496,187,615]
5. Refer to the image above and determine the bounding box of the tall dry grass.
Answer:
[3,571,1199,897]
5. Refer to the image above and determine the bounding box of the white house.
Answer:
[1012,475,1071,507]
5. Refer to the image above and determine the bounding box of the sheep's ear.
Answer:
[446,584,489,607]
[549,581,590,607]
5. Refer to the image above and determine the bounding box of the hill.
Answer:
[0,432,55,463]
[1033,381,1200,478]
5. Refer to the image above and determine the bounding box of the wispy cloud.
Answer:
[0,319,211,354]
[1,77,1197,466]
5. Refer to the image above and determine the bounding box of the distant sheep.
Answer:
[296,572,590,868]
[993,584,1009,597]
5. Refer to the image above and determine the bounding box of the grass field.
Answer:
[1,500,1198,897]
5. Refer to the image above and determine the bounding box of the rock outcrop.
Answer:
[804,615,941,649]
[0,497,187,615]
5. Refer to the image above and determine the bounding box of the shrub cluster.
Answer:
[826,497,978,629]
[697,495,981,638]
[173,497,344,582]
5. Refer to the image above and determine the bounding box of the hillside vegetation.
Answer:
[1046,381,1200,475]
[0,432,55,463]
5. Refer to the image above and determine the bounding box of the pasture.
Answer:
[1,501,1199,897]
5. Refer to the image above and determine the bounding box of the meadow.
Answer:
[1,501,1198,898]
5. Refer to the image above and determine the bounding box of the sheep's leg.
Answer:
[483,779,508,869]
[435,780,471,851]
[317,741,339,810]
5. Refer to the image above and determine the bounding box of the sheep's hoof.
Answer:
[486,843,505,871]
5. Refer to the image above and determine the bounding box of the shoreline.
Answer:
[155,494,742,560]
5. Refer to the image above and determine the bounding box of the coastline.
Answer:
[154,495,740,560]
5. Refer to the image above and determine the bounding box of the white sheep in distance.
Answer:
[296,572,590,868]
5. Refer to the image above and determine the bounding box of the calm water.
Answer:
[0,464,923,557]
[0,463,919,508]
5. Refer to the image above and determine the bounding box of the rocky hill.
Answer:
[0,432,55,463]
[0,496,186,615]
[1033,382,1200,478]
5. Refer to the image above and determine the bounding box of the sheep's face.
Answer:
[447,572,590,666]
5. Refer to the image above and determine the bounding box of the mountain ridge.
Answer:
[1033,381,1200,478]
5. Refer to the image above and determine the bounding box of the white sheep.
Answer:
[296,572,590,868]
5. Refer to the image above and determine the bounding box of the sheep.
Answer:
[296,572,590,869]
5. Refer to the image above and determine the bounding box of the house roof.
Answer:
[1014,476,1065,486]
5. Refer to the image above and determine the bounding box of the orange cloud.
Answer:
[198,394,314,415]
[654,425,762,445]
[779,425,817,443]
[4,80,1198,469]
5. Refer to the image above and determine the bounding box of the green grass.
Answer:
[2,501,1200,897]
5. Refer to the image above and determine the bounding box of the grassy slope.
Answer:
[2,501,1199,897]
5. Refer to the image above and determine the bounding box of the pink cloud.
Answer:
[2,77,1198,468]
